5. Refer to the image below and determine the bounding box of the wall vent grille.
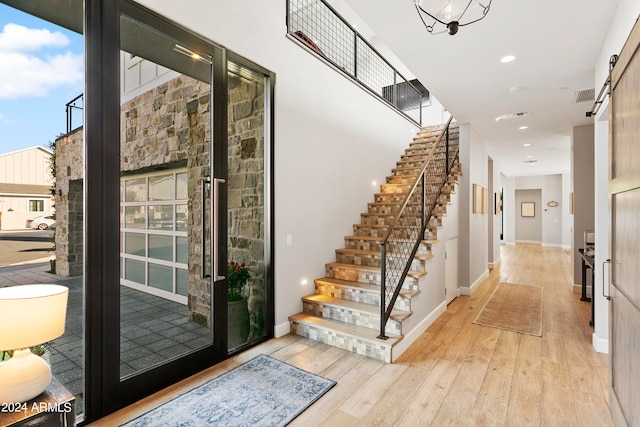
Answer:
[574,88,595,103]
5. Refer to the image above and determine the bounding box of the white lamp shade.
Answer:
[0,285,69,351]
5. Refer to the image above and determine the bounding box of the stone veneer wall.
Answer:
[121,76,212,326]
[55,73,266,334]
[227,72,265,341]
[54,129,84,277]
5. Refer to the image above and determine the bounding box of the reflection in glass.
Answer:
[149,234,173,261]
[149,263,173,292]
[149,174,174,200]
[176,269,188,296]
[125,178,147,202]
[119,14,213,379]
[125,259,146,284]
[148,205,174,230]
[125,206,146,228]
[176,173,187,199]
[227,60,267,350]
[176,204,188,232]
[176,236,188,263]
[125,233,146,256]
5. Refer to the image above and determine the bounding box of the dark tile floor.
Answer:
[0,261,210,416]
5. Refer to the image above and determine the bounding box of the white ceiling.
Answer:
[340,0,620,177]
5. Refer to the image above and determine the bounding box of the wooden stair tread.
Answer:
[289,313,403,345]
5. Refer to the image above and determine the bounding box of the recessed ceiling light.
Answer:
[523,143,531,147]
[519,126,528,130]
[527,155,532,158]
[501,55,516,63]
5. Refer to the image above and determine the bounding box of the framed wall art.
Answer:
[473,183,482,214]
[521,201,535,217]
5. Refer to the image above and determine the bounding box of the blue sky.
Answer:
[0,4,83,154]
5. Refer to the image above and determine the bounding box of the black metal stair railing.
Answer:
[378,117,459,339]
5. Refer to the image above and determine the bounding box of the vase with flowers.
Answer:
[227,261,251,348]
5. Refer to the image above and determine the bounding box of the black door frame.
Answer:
[84,0,275,421]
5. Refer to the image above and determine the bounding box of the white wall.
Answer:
[591,0,640,353]
[458,124,489,294]
[489,157,502,267]
[137,0,423,334]
[514,174,565,247]
[0,147,53,186]
[562,172,572,249]
[501,174,516,245]
[514,189,542,242]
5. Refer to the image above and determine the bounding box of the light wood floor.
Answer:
[89,244,613,426]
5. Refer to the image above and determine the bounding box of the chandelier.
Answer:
[414,0,492,35]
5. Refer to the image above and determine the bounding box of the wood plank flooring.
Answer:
[89,244,613,426]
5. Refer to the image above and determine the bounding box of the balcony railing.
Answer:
[286,0,425,125]
[66,94,84,134]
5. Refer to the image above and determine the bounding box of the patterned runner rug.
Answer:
[121,354,336,427]
[472,282,544,336]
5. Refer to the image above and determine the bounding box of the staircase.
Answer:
[289,122,461,362]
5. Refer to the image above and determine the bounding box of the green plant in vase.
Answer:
[227,261,251,301]
[227,261,251,349]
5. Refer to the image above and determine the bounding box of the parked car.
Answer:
[26,215,56,230]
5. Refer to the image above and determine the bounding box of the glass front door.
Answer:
[118,14,215,378]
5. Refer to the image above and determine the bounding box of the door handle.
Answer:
[213,177,226,282]
[602,259,611,300]
[199,177,211,279]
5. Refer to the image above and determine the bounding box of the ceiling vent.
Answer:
[574,88,595,103]
[524,159,537,164]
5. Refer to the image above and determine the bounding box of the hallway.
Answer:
[92,244,612,426]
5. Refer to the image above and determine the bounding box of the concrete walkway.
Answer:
[0,262,210,415]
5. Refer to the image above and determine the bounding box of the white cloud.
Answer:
[0,23,69,51]
[0,23,82,99]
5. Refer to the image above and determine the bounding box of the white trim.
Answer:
[488,257,501,269]
[460,269,489,295]
[515,240,542,244]
[274,321,291,338]
[502,241,516,246]
[592,332,608,354]
[0,146,52,158]
[391,300,447,362]
[542,243,566,248]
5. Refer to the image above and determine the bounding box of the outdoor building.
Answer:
[0,146,54,230]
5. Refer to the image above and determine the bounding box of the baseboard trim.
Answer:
[515,240,542,244]
[592,332,608,354]
[460,269,489,296]
[488,257,501,269]
[274,321,291,338]
[502,241,516,246]
[542,243,565,248]
[391,300,447,362]
[573,284,592,295]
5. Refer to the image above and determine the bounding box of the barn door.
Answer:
[609,18,640,427]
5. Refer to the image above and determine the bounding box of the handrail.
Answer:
[286,0,424,125]
[378,117,458,339]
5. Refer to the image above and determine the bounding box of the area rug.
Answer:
[472,282,544,336]
[121,354,336,427]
